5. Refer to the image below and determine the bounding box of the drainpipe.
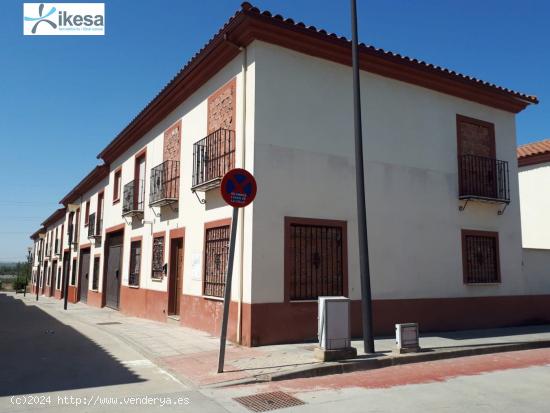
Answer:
[223,34,248,345]
[236,45,247,345]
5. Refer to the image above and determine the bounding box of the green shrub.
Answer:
[13,276,27,291]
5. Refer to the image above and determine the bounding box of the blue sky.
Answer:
[0,0,548,261]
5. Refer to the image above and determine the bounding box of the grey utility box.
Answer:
[318,296,352,350]
[395,323,421,353]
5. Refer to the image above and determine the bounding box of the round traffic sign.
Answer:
[220,168,257,208]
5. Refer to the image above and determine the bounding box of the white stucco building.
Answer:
[30,3,547,345]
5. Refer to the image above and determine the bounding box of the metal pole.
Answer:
[36,241,41,301]
[63,224,73,310]
[36,270,40,301]
[217,207,239,373]
[351,0,375,354]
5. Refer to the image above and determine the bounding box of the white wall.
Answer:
[71,177,108,292]
[251,41,524,303]
[100,46,257,302]
[519,162,550,249]
[522,248,550,294]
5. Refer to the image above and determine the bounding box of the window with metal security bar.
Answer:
[151,236,165,280]
[203,225,230,298]
[71,259,77,285]
[285,218,347,301]
[461,230,500,284]
[129,241,141,287]
[192,129,235,191]
[92,257,100,290]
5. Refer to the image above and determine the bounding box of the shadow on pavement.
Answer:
[0,293,144,396]
[423,324,550,341]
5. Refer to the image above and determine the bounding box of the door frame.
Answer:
[50,260,57,297]
[78,247,91,303]
[168,228,185,317]
[102,224,125,308]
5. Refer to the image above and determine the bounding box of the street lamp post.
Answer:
[36,234,45,301]
[350,0,375,354]
[24,247,32,298]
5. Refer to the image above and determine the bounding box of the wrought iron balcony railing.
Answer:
[192,128,235,191]
[149,160,180,207]
[122,180,145,217]
[459,154,510,204]
[87,213,102,239]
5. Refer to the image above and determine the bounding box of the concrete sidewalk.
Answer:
[12,292,550,388]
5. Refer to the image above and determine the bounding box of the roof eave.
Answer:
[96,3,538,164]
[59,164,109,206]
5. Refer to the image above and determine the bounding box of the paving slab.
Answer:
[10,292,550,389]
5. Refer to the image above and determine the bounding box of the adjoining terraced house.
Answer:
[29,3,549,346]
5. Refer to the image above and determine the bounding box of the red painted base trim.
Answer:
[67,286,78,303]
[119,286,168,322]
[54,289,62,300]
[250,295,550,346]
[180,294,252,346]
[87,291,103,307]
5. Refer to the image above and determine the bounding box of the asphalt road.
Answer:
[0,292,227,412]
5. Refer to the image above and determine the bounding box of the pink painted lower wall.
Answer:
[119,286,169,322]
[250,295,550,346]
[87,291,103,307]
[179,294,252,346]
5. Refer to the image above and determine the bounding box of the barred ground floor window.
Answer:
[203,224,230,298]
[151,235,165,280]
[129,240,142,287]
[92,256,100,290]
[461,229,500,284]
[285,217,348,301]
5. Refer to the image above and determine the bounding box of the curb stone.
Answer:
[207,339,550,388]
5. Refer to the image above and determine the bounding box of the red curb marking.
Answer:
[265,348,550,393]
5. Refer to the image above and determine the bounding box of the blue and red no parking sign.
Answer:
[220,168,257,208]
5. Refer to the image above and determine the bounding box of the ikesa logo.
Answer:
[23,3,104,35]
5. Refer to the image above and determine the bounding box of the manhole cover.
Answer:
[96,322,122,325]
[234,391,305,412]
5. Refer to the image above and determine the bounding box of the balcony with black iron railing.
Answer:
[122,180,145,218]
[192,128,235,192]
[150,160,180,207]
[87,212,102,240]
[459,154,510,206]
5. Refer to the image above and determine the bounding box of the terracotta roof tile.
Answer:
[517,139,550,159]
[239,2,538,105]
[97,2,539,162]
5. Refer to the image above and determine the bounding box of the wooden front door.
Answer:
[42,262,48,295]
[50,261,57,297]
[105,232,123,309]
[79,249,90,303]
[168,238,184,316]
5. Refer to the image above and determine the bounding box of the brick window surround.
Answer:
[113,168,122,203]
[461,229,501,284]
[284,217,348,301]
[84,201,90,226]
